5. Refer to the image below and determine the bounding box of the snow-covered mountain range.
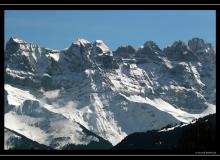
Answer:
[4,37,216,149]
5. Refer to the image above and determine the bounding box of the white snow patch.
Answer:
[162,57,173,69]
[74,38,91,47]
[44,89,60,99]
[5,112,48,145]
[49,53,60,61]
[95,40,111,53]
[12,37,26,44]
[119,93,215,124]
[189,63,205,86]
[5,84,36,106]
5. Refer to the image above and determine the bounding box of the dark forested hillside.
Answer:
[113,114,216,152]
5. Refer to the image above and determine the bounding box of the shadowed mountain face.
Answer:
[113,114,216,152]
[5,126,112,150]
[4,37,215,150]
[5,127,52,150]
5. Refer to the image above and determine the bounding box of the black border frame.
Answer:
[0,4,219,156]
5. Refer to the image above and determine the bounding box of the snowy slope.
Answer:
[5,127,52,150]
[4,84,112,149]
[4,37,216,149]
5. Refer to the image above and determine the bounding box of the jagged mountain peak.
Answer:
[136,41,163,60]
[165,40,191,53]
[188,37,212,53]
[6,37,28,54]
[95,39,104,44]
[167,38,213,53]
[74,38,91,46]
[92,39,112,55]
[164,40,197,61]
[114,45,136,58]
[68,38,112,56]
[5,36,213,55]
[143,41,161,51]
[8,37,27,44]
[69,38,92,51]
[172,40,187,47]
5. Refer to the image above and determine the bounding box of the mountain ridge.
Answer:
[4,36,216,149]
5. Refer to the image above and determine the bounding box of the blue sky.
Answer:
[4,10,215,50]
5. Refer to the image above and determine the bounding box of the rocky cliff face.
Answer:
[4,37,216,149]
